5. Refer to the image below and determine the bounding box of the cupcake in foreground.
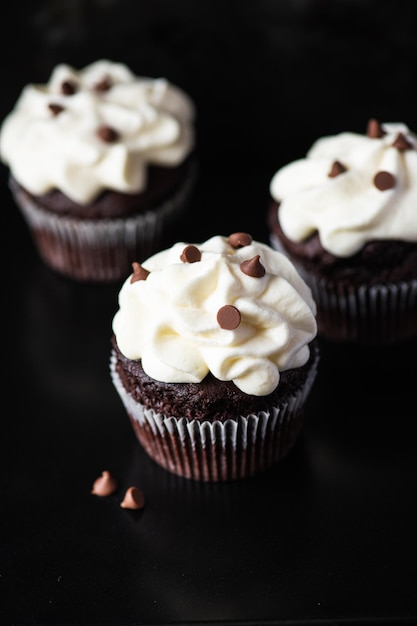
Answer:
[267,119,417,344]
[110,232,319,482]
[0,59,197,283]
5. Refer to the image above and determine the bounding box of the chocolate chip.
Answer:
[97,125,119,143]
[91,471,117,497]
[366,118,386,138]
[391,132,413,151]
[217,305,241,330]
[328,160,347,178]
[120,486,145,510]
[180,245,201,263]
[94,76,113,92]
[374,171,396,191]
[48,103,64,116]
[130,262,150,283]
[228,232,253,248]
[240,255,265,278]
[61,80,78,95]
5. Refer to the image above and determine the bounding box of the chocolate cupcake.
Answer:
[110,232,319,481]
[268,119,417,344]
[0,60,197,283]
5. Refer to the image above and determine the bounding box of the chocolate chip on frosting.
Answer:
[366,118,386,138]
[228,232,253,248]
[61,80,78,95]
[94,76,113,92]
[97,125,120,143]
[374,171,396,191]
[91,470,117,497]
[240,255,266,278]
[130,262,150,283]
[120,486,145,510]
[391,132,413,151]
[180,245,201,263]
[217,305,241,330]
[48,103,64,116]
[328,160,347,178]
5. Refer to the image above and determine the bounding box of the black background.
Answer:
[1,1,417,625]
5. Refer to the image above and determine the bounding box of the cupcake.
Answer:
[268,119,417,344]
[110,231,319,482]
[0,59,197,283]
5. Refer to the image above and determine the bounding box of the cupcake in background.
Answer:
[267,119,417,344]
[110,231,319,482]
[0,59,197,283]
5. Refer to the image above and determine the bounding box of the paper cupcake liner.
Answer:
[10,164,197,283]
[110,350,319,482]
[307,275,417,344]
[270,233,417,344]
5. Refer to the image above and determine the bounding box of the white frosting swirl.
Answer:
[269,122,417,256]
[0,60,195,204]
[112,235,317,396]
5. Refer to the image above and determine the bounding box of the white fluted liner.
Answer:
[11,163,197,283]
[110,349,319,482]
[270,233,417,344]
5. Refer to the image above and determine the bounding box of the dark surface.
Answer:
[1,1,417,625]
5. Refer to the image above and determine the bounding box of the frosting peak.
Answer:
[269,121,417,257]
[112,234,317,396]
[0,60,195,204]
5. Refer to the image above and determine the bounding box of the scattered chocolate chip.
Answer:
[228,232,253,248]
[91,471,117,497]
[130,262,150,283]
[97,125,119,143]
[61,80,78,95]
[374,171,396,191]
[217,305,241,330]
[391,132,413,151]
[120,486,145,510]
[94,76,113,92]
[366,118,386,138]
[328,160,347,178]
[180,245,201,263]
[48,103,64,116]
[240,255,265,278]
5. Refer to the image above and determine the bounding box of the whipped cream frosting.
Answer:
[112,233,317,396]
[0,59,195,204]
[269,121,417,257]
